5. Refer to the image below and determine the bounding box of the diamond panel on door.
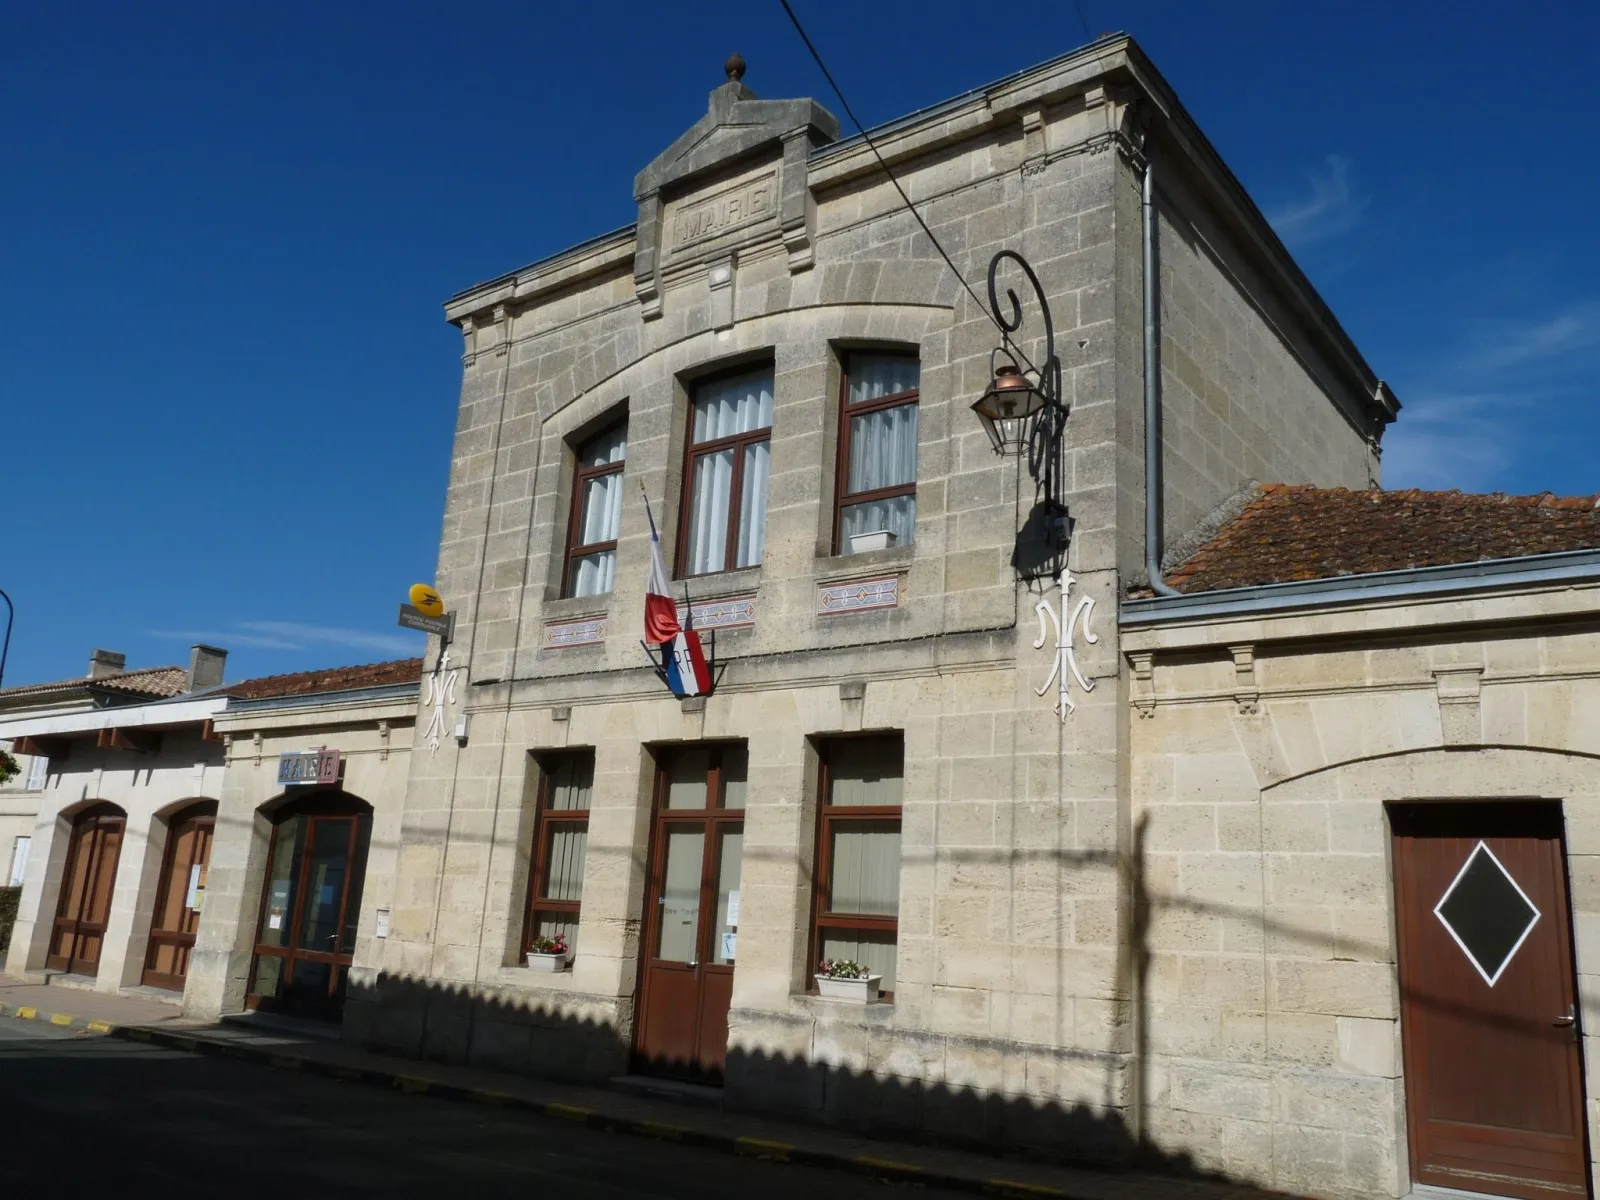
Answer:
[1433,840,1541,987]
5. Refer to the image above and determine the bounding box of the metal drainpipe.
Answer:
[1142,152,1181,598]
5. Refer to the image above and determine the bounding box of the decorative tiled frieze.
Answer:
[678,593,756,631]
[543,615,607,649]
[817,575,900,616]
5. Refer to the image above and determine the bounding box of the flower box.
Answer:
[849,530,897,554]
[814,973,881,1002]
[525,951,569,972]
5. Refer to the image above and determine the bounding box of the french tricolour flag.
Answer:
[644,495,711,697]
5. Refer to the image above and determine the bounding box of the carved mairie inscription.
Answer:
[670,172,776,252]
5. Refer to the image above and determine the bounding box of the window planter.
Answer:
[814,974,881,1002]
[526,951,570,972]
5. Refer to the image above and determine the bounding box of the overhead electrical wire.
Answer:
[776,0,1038,373]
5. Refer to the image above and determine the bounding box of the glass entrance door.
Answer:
[634,744,745,1082]
[248,796,371,1021]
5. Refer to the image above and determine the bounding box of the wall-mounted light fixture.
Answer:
[971,250,1071,579]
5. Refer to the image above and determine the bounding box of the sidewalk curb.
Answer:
[0,1001,117,1035]
[93,1021,1084,1199]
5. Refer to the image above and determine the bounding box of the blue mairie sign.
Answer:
[276,748,342,787]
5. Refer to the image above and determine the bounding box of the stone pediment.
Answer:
[633,72,839,201]
[632,59,840,318]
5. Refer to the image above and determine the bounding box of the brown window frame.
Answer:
[520,751,593,957]
[562,421,628,599]
[676,367,773,579]
[807,735,903,1000]
[833,352,919,555]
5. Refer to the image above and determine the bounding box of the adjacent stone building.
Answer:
[0,652,420,1022]
[1121,486,1600,1200]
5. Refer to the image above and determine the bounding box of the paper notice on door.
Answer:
[267,914,283,931]
[725,890,740,926]
[720,931,737,961]
[185,864,202,910]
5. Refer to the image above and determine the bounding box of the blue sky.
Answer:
[2,2,1596,688]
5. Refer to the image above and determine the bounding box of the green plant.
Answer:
[817,958,871,980]
[528,932,568,956]
[0,750,17,786]
[0,887,19,958]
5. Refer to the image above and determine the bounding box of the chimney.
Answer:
[188,644,228,691]
[87,649,126,679]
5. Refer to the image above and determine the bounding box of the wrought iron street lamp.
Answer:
[0,587,12,691]
[971,250,1067,510]
[972,250,1071,584]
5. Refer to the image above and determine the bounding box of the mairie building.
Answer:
[330,36,1600,1200]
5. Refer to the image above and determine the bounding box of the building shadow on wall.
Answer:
[343,968,1294,1197]
[336,813,1351,1197]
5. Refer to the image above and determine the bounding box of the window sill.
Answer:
[676,565,763,600]
[542,594,612,622]
[815,545,914,582]
[788,991,896,1022]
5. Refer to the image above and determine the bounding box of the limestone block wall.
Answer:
[3,729,224,992]
[1151,158,1380,547]
[1124,590,1600,1198]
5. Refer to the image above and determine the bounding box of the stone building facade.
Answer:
[344,34,1433,1196]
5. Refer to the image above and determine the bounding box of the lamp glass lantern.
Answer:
[972,357,1047,458]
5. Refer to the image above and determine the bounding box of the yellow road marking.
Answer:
[543,1103,593,1121]
[15,1007,37,1020]
[86,1020,113,1033]
[49,1013,74,1026]
[855,1157,923,1173]
[736,1138,794,1161]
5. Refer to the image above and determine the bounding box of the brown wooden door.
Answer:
[247,794,372,1021]
[1392,802,1588,1200]
[634,745,745,1083]
[141,804,216,991]
[47,804,126,975]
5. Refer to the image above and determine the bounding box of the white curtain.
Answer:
[570,424,626,597]
[687,449,733,574]
[735,440,769,569]
[693,369,774,442]
[687,369,773,574]
[841,358,918,553]
[848,355,919,404]
[841,496,916,550]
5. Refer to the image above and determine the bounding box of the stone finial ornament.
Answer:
[724,52,746,82]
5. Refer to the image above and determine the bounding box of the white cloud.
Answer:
[1385,297,1600,492]
[148,621,420,658]
[1267,155,1365,248]
[1466,301,1600,373]
[1380,393,1516,491]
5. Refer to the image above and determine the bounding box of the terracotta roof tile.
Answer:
[219,658,423,701]
[0,665,188,702]
[1164,485,1600,594]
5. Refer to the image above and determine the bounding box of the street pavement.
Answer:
[0,1019,962,1198]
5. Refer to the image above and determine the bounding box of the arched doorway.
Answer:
[246,791,372,1021]
[46,803,126,975]
[141,800,217,991]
